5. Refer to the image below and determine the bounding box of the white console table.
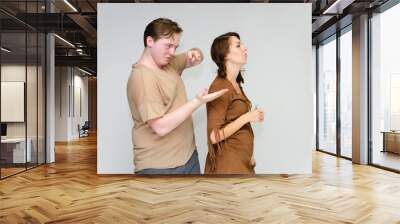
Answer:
[1,138,31,163]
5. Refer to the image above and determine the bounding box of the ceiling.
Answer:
[0,0,392,75]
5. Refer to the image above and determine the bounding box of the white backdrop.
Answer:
[97,3,313,174]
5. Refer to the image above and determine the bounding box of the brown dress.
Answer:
[204,77,255,174]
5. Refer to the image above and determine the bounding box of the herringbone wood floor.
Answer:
[1,134,400,223]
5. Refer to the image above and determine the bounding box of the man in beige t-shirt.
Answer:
[127,18,227,174]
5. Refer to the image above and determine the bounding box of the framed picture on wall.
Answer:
[1,81,25,122]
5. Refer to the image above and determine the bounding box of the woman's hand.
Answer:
[245,108,264,123]
[250,155,256,167]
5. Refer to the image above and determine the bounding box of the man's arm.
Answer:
[148,88,228,137]
[147,97,201,137]
[185,48,203,69]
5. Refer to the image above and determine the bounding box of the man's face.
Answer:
[147,33,181,67]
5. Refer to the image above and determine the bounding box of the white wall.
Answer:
[55,67,89,141]
[55,67,69,141]
[1,65,40,138]
[72,72,89,138]
[98,3,313,174]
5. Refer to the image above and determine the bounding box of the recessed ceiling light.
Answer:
[78,67,93,76]
[1,47,11,53]
[63,0,78,12]
[54,34,75,48]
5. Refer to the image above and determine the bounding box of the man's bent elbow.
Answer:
[148,119,168,137]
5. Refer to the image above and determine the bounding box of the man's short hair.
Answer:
[143,18,183,47]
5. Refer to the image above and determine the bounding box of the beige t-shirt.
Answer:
[127,53,195,172]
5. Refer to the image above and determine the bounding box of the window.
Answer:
[318,36,337,154]
[371,3,400,171]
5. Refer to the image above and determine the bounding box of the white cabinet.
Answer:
[1,138,32,163]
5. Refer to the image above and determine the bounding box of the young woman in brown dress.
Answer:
[205,32,264,174]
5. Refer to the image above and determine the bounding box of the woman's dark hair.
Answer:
[210,32,244,84]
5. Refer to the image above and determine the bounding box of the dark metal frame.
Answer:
[316,45,319,151]
[0,0,47,180]
[336,28,341,158]
[0,26,2,179]
[367,10,373,166]
[315,24,353,162]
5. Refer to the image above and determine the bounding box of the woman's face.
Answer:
[225,36,247,66]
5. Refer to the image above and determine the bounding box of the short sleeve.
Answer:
[206,81,231,134]
[130,70,170,123]
[169,53,187,74]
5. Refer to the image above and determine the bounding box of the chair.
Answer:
[79,121,90,138]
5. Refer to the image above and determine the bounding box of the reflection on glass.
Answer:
[27,32,38,169]
[340,30,352,158]
[1,32,27,177]
[318,37,337,154]
[0,1,46,179]
[371,4,400,171]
